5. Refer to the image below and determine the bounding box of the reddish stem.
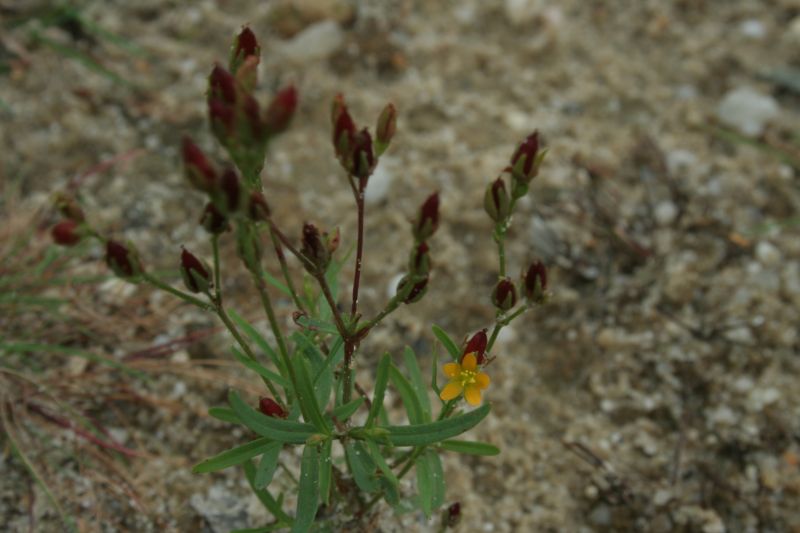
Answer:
[350,178,366,319]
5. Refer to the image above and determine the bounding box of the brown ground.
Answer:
[2,0,800,532]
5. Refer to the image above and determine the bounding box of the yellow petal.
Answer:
[475,372,490,389]
[464,384,482,406]
[440,380,463,401]
[462,352,477,371]
[443,362,461,378]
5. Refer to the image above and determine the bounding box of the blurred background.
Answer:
[1,0,799,531]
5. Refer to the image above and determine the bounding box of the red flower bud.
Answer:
[51,220,82,246]
[53,193,85,223]
[492,277,517,312]
[180,248,211,294]
[208,99,236,138]
[200,203,230,234]
[301,223,333,273]
[413,192,440,242]
[408,241,430,276]
[375,102,396,155]
[242,93,264,141]
[248,190,271,222]
[232,27,259,64]
[264,85,298,136]
[105,240,142,279]
[483,177,510,222]
[445,502,461,528]
[182,136,216,192]
[258,397,287,419]
[523,261,547,304]
[209,65,237,105]
[351,128,375,181]
[331,94,356,164]
[509,131,544,197]
[462,329,488,364]
[396,275,428,304]
[217,168,241,213]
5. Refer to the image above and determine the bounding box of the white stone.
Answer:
[666,149,697,175]
[364,158,394,205]
[755,241,781,266]
[716,87,779,137]
[504,0,543,26]
[739,19,766,39]
[280,21,344,63]
[386,272,404,299]
[654,201,678,226]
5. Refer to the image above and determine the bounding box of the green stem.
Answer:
[216,303,286,409]
[142,273,214,311]
[486,305,528,353]
[268,226,306,313]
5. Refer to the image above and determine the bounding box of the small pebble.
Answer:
[716,87,779,137]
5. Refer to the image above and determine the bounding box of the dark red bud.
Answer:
[51,220,82,246]
[209,99,236,137]
[492,277,517,312]
[445,502,461,528]
[200,203,230,234]
[331,94,356,162]
[413,192,440,242]
[54,193,85,223]
[243,94,264,140]
[523,261,547,304]
[209,65,237,105]
[397,275,428,304]
[301,222,331,273]
[463,329,488,364]
[234,27,259,61]
[258,397,287,419]
[182,136,216,192]
[409,241,430,275]
[248,190,271,222]
[351,128,375,181]
[375,103,396,152]
[509,131,543,196]
[105,240,141,279]
[264,85,298,135]
[484,177,510,222]
[180,248,211,293]
[218,168,241,213]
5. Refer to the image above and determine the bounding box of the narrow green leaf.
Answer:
[294,315,340,336]
[318,439,333,506]
[345,441,380,493]
[366,353,391,427]
[439,439,500,456]
[193,437,274,474]
[292,332,331,409]
[430,349,441,396]
[262,269,292,297]
[312,335,344,386]
[254,442,282,489]
[243,460,293,524]
[229,310,283,372]
[415,451,433,517]
[426,449,445,511]
[208,407,240,424]
[431,324,460,361]
[403,346,431,422]
[290,357,331,434]
[331,398,364,423]
[383,404,491,447]
[388,364,424,425]
[365,439,398,490]
[292,444,320,533]
[229,391,316,444]
[231,346,290,389]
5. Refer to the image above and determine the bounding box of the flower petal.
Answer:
[475,372,490,389]
[440,380,463,401]
[464,384,482,406]
[461,352,477,371]
[443,362,461,378]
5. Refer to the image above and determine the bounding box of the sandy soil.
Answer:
[2,0,800,531]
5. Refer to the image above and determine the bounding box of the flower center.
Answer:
[459,369,477,386]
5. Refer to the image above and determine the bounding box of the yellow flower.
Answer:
[439,352,490,406]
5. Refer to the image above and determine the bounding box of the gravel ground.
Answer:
[2,0,800,531]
